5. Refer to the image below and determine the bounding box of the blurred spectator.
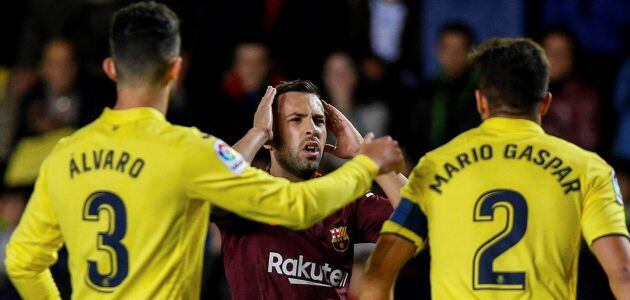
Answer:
[420,0,524,77]
[14,38,106,142]
[208,42,282,147]
[323,52,389,137]
[407,23,479,161]
[5,38,110,187]
[541,27,602,151]
[320,52,390,172]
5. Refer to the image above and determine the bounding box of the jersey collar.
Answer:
[479,117,545,134]
[100,107,166,124]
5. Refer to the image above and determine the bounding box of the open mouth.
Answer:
[302,141,321,158]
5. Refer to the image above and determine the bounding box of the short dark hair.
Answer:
[440,22,476,48]
[470,38,550,114]
[271,80,322,145]
[109,1,180,84]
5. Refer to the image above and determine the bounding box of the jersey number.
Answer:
[83,191,129,291]
[472,190,528,290]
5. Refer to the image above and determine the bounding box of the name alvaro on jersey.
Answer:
[267,252,350,288]
[429,144,581,195]
[69,149,145,179]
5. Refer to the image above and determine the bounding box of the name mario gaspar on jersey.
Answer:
[428,144,581,195]
[267,252,350,288]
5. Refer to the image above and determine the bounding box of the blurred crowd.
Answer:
[0,0,629,299]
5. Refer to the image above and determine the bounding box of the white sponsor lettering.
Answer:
[267,252,349,287]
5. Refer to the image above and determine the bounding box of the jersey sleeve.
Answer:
[184,135,379,230]
[5,160,63,300]
[380,156,432,254]
[581,157,630,246]
[354,194,393,243]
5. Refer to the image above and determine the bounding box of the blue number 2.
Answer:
[83,191,129,291]
[473,190,528,290]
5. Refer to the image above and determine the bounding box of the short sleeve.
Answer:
[581,159,629,245]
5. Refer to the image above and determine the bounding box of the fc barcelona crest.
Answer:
[330,226,350,252]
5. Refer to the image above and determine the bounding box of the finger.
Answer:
[261,86,276,105]
[363,132,374,142]
[324,144,337,153]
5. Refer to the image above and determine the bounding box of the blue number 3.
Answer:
[83,191,129,291]
[473,189,528,290]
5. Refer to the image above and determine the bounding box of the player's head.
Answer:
[437,22,475,78]
[103,1,181,88]
[470,38,552,121]
[268,80,326,180]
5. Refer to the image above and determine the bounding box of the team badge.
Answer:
[330,226,350,252]
[214,139,246,175]
[612,170,623,205]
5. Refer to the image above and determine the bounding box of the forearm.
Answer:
[374,172,407,207]
[359,276,392,300]
[209,155,379,230]
[609,266,630,300]
[232,128,268,163]
[286,155,379,228]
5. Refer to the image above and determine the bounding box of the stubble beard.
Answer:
[275,145,321,180]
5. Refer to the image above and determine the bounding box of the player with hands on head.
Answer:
[214,79,406,299]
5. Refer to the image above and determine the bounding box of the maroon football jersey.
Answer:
[214,192,392,299]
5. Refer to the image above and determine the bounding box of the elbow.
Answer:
[4,242,39,279]
[610,264,630,285]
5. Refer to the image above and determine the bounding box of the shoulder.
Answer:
[544,133,609,168]
[428,127,481,157]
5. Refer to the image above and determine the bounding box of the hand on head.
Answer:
[252,86,277,141]
[323,101,363,159]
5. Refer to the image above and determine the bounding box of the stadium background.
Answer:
[0,0,629,298]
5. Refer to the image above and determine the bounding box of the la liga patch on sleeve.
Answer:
[214,139,246,175]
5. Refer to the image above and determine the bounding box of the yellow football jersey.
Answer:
[5,107,379,300]
[382,117,629,299]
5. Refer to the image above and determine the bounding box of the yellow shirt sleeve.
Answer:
[5,160,63,300]
[581,157,630,246]
[381,156,431,253]
[185,136,379,230]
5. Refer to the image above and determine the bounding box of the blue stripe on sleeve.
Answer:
[390,198,428,239]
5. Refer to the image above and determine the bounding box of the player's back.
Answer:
[411,117,627,299]
[41,107,212,299]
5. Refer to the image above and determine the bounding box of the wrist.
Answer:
[250,127,271,141]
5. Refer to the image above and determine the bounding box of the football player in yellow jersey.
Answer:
[4,2,404,300]
[360,38,630,299]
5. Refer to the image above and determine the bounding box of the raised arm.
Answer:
[323,102,406,207]
[187,133,403,230]
[233,86,276,162]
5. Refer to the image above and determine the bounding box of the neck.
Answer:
[487,112,541,124]
[113,82,171,114]
[269,162,305,182]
